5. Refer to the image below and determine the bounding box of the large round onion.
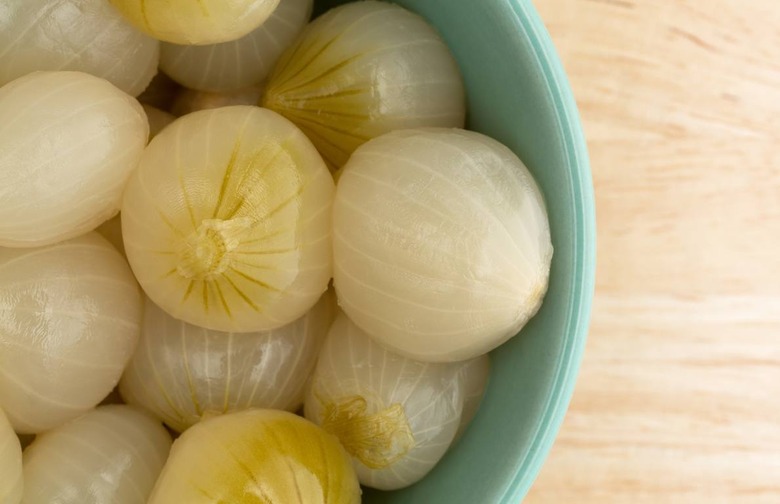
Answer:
[0,0,159,96]
[148,409,361,503]
[262,1,465,172]
[304,312,488,490]
[109,0,280,45]
[161,0,312,92]
[0,233,142,433]
[0,71,148,248]
[120,290,336,432]
[333,128,553,362]
[121,106,333,332]
[0,408,22,504]
[22,406,171,504]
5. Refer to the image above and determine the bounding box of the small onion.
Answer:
[262,1,465,172]
[305,312,487,490]
[171,86,263,117]
[161,0,312,92]
[333,128,553,362]
[0,233,142,434]
[0,0,159,96]
[22,405,172,504]
[120,290,336,432]
[147,409,361,503]
[109,0,280,45]
[0,71,148,248]
[0,408,22,504]
[121,106,333,332]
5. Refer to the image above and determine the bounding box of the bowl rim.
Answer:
[501,1,596,502]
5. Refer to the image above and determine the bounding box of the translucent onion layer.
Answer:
[262,0,465,172]
[333,128,553,362]
[120,290,336,432]
[109,0,280,45]
[0,0,159,96]
[305,312,487,490]
[0,71,148,248]
[161,0,312,92]
[0,233,142,434]
[148,409,361,503]
[22,406,172,504]
[121,106,334,332]
[0,408,22,504]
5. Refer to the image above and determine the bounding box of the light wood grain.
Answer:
[525,0,780,502]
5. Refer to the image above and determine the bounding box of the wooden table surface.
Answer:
[525,0,780,502]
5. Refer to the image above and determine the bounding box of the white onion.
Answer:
[22,405,172,504]
[262,1,465,172]
[305,312,486,490]
[0,0,159,97]
[161,0,312,92]
[0,408,22,504]
[109,0,280,45]
[148,409,360,503]
[121,106,333,332]
[171,86,263,117]
[333,128,553,362]
[120,290,336,432]
[0,71,148,248]
[0,233,142,434]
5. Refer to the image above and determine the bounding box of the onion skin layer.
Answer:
[147,409,361,504]
[0,71,148,248]
[22,405,172,504]
[0,233,142,434]
[119,290,336,433]
[121,106,334,333]
[263,1,465,172]
[333,128,553,363]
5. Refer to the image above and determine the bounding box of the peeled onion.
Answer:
[148,409,361,503]
[0,0,159,96]
[0,71,148,248]
[0,408,22,504]
[22,405,171,504]
[161,0,311,92]
[334,128,553,362]
[121,106,333,332]
[109,0,280,45]
[171,86,263,117]
[262,1,465,172]
[120,290,336,432]
[0,233,142,433]
[305,312,487,490]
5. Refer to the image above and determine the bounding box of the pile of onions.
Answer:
[0,0,554,500]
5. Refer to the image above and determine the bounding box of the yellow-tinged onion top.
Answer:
[262,0,466,172]
[147,409,361,504]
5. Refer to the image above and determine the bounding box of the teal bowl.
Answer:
[317,0,596,502]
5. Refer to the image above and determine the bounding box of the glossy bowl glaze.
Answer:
[315,0,595,502]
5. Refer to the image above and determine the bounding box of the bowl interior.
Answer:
[315,0,595,502]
